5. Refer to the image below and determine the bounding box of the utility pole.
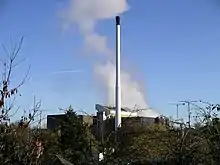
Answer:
[187,102,191,128]
[179,100,197,128]
[169,103,185,120]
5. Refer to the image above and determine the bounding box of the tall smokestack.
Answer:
[115,16,121,131]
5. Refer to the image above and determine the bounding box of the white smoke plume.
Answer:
[94,62,147,108]
[61,0,148,109]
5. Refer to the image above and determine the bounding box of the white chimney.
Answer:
[115,16,122,130]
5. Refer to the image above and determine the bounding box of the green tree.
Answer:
[58,106,98,165]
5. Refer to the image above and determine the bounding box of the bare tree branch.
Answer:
[0,37,30,123]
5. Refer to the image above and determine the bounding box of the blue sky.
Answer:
[0,0,220,120]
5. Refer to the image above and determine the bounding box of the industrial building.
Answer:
[95,104,160,140]
[47,114,94,131]
[47,104,160,142]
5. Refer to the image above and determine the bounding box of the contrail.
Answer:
[50,70,83,75]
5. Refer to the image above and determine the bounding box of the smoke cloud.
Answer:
[61,0,148,109]
[94,62,147,108]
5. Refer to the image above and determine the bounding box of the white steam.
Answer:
[62,0,129,33]
[61,0,148,109]
[94,62,147,108]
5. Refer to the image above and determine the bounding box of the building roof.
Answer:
[95,104,160,118]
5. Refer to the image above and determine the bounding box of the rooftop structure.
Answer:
[95,104,160,120]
